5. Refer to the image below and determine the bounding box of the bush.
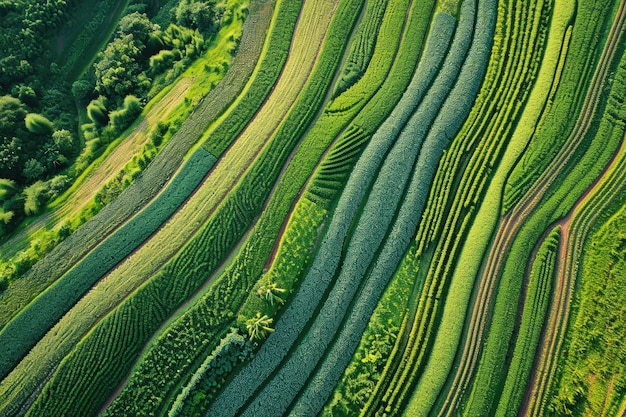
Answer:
[24,113,54,135]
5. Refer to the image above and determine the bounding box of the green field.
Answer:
[1,0,625,415]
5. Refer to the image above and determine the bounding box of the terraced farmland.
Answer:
[1,0,626,416]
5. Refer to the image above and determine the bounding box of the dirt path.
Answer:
[0,77,192,261]
[435,1,626,415]
[517,2,626,414]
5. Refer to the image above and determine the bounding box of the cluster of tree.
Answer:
[0,0,72,89]
[73,0,222,169]
[0,0,224,237]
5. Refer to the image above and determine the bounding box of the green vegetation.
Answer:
[463,3,626,413]
[2,0,625,415]
[0,148,215,380]
[549,194,626,417]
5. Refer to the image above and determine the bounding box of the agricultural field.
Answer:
[1,0,625,415]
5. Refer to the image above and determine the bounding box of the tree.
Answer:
[24,113,54,135]
[175,0,215,32]
[94,34,146,98]
[87,97,109,127]
[22,158,45,181]
[0,95,26,137]
[245,313,275,342]
[0,138,21,176]
[0,178,18,201]
[117,12,159,50]
[23,180,48,215]
[52,129,75,156]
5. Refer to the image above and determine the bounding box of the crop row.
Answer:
[294,0,501,413]
[0,0,270,333]
[425,1,576,414]
[545,143,626,416]
[207,4,480,413]
[493,226,558,417]
[199,0,308,157]
[344,0,548,413]
[206,4,455,416]
[463,1,626,414]
[322,2,502,412]
[237,0,437,340]
[0,148,216,381]
[502,0,620,212]
[306,0,439,206]
[241,8,467,415]
[96,1,365,415]
[332,0,389,96]
[523,37,626,417]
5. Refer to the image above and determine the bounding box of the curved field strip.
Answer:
[98,0,440,414]
[415,0,575,415]
[349,0,545,413]
[460,1,626,414]
[0,0,273,331]
[521,51,626,416]
[423,1,616,414]
[206,5,464,415]
[19,1,363,415]
[527,131,626,417]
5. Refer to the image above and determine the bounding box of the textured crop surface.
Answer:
[1,0,625,416]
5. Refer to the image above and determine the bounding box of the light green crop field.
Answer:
[1,0,625,415]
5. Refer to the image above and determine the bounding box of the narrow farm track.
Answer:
[436,1,626,414]
[521,129,626,417]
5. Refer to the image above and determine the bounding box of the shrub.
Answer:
[24,113,54,135]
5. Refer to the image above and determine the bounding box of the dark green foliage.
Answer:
[87,97,109,127]
[0,96,27,138]
[175,0,216,33]
[109,95,143,134]
[0,149,216,381]
[21,159,46,182]
[95,34,148,98]
[24,113,54,136]
[51,129,75,157]
[22,180,48,215]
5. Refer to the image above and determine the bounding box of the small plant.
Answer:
[245,313,274,342]
[256,282,286,305]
